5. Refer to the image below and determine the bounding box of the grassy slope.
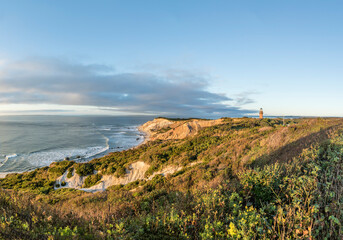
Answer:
[0,117,343,239]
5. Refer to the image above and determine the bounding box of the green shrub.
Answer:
[106,163,117,174]
[115,166,126,177]
[144,165,158,177]
[123,180,141,191]
[144,174,166,192]
[107,184,123,191]
[48,161,74,178]
[67,167,74,178]
[75,163,94,176]
[239,164,284,207]
[83,174,102,188]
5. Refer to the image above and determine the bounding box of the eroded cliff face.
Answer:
[138,118,225,141]
[55,161,183,192]
[54,118,226,192]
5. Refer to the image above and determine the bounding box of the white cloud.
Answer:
[0,57,256,117]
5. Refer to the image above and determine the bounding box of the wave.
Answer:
[0,146,110,171]
[83,146,109,159]
[31,147,108,166]
[98,126,112,131]
[5,154,17,160]
[117,131,127,134]
[0,131,143,172]
[0,120,145,173]
[84,135,110,159]
[0,154,18,167]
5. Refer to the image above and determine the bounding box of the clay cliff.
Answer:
[138,117,225,141]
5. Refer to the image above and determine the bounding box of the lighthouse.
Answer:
[259,108,264,119]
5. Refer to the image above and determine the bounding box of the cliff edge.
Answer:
[139,117,225,141]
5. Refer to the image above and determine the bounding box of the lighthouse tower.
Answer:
[259,108,264,119]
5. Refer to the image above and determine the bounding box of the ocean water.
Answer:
[0,115,153,173]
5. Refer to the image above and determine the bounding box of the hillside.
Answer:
[139,117,225,141]
[1,117,343,239]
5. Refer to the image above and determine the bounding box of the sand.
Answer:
[54,161,185,193]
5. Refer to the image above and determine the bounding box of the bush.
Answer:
[115,166,126,177]
[61,181,66,187]
[107,184,123,191]
[83,174,102,188]
[75,163,94,176]
[48,161,74,178]
[67,167,74,178]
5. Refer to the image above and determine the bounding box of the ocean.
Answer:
[0,115,153,174]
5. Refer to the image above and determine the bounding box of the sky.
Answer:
[0,0,342,117]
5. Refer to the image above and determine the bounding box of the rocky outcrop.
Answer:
[139,118,174,135]
[54,161,184,193]
[55,168,86,189]
[139,118,225,141]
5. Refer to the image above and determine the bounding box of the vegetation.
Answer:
[67,167,74,178]
[75,163,94,176]
[83,173,102,188]
[0,118,343,239]
[48,161,75,179]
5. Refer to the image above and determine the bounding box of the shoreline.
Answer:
[0,125,150,179]
[0,172,21,178]
[134,127,150,148]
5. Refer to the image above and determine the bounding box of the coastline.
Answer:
[0,172,21,178]
[0,124,150,179]
[135,126,150,147]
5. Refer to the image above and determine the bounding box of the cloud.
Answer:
[0,57,256,117]
[234,91,258,106]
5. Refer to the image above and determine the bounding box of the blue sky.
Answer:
[0,0,342,117]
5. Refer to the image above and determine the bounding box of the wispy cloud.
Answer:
[0,57,256,117]
[234,91,258,106]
